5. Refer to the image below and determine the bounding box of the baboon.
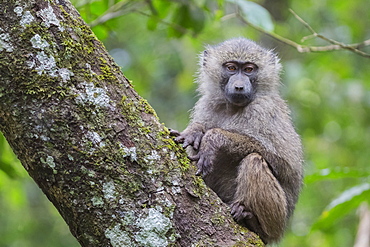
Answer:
[172,38,304,244]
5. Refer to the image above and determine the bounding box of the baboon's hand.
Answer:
[230,202,254,222]
[171,123,205,150]
[169,129,181,137]
[189,151,213,176]
[189,137,217,176]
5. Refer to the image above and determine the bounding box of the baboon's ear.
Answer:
[202,50,208,67]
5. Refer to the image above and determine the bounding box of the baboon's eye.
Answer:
[228,66,236,71]
[226,64,237,71]
[244,66,254,73]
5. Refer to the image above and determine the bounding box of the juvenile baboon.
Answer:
[172,38,304,244]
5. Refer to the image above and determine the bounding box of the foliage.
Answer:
[1,0,369,246]
[0,133,20,179]
[0,135,80,247]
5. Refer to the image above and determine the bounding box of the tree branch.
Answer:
[89,0,144,27]
[0,0,262,246]
[232,8,370,58]
[289,9,370,58]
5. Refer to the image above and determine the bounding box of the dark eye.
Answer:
[244,66,254,73]
[227,65,237,71]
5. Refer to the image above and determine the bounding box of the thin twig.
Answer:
[87,1,370,58]
[233,6,370,58]
[135,10,189,36]
[89,0,142,27]
[288,9,316,34]
[289,9,370,58]
[89,0,188,36]
[232,9,304,49]
[301,34,316,42]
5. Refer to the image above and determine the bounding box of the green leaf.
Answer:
[169,5,189,38]
[152,0,172,19]
[0,161,18,179]
[169,3,206,37]
[305,167,370,183]
[0,133,20,179]
[228,0,274,32]
[187,5,206,34]
[92,25,109,40]
[147,16,158,31]
[89,0,108,17]
[312,183,370,230]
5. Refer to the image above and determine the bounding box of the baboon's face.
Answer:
[220,61,258,107]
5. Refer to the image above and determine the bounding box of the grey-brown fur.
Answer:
[172,38,304,244]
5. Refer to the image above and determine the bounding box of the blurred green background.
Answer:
[1,0,369,246]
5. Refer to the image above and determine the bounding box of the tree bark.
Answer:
[0,0,262,246]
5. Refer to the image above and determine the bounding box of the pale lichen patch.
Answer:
[121,145,137,162]
[26,45,74,81]
[35,51,56,75]
[14,6,23,16]
[171,186,182,195]
[75,82,111,108]
[105,224,133,247]
[102,180,117,201]
[135,208,172,247]
[163,198,174,212]
[14,5,34,29]
[86,131,105,148]
[0,33,14,52]
[40,155,57,174]
[144,150,161,165]
[37,5,64,32]
[91,196,104,207]
[20,11,35,27]
[81,165,96,177]
[169,151,176,160]
[85,63,96,75]
[27,51,58,76]
[171,179,181,195]
[58,68,74,82]
[30,34,50,50]
[40,155,55,168]
[67,154,74,161]
[120,211,135,225]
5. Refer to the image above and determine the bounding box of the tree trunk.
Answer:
[0,0,262,246]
